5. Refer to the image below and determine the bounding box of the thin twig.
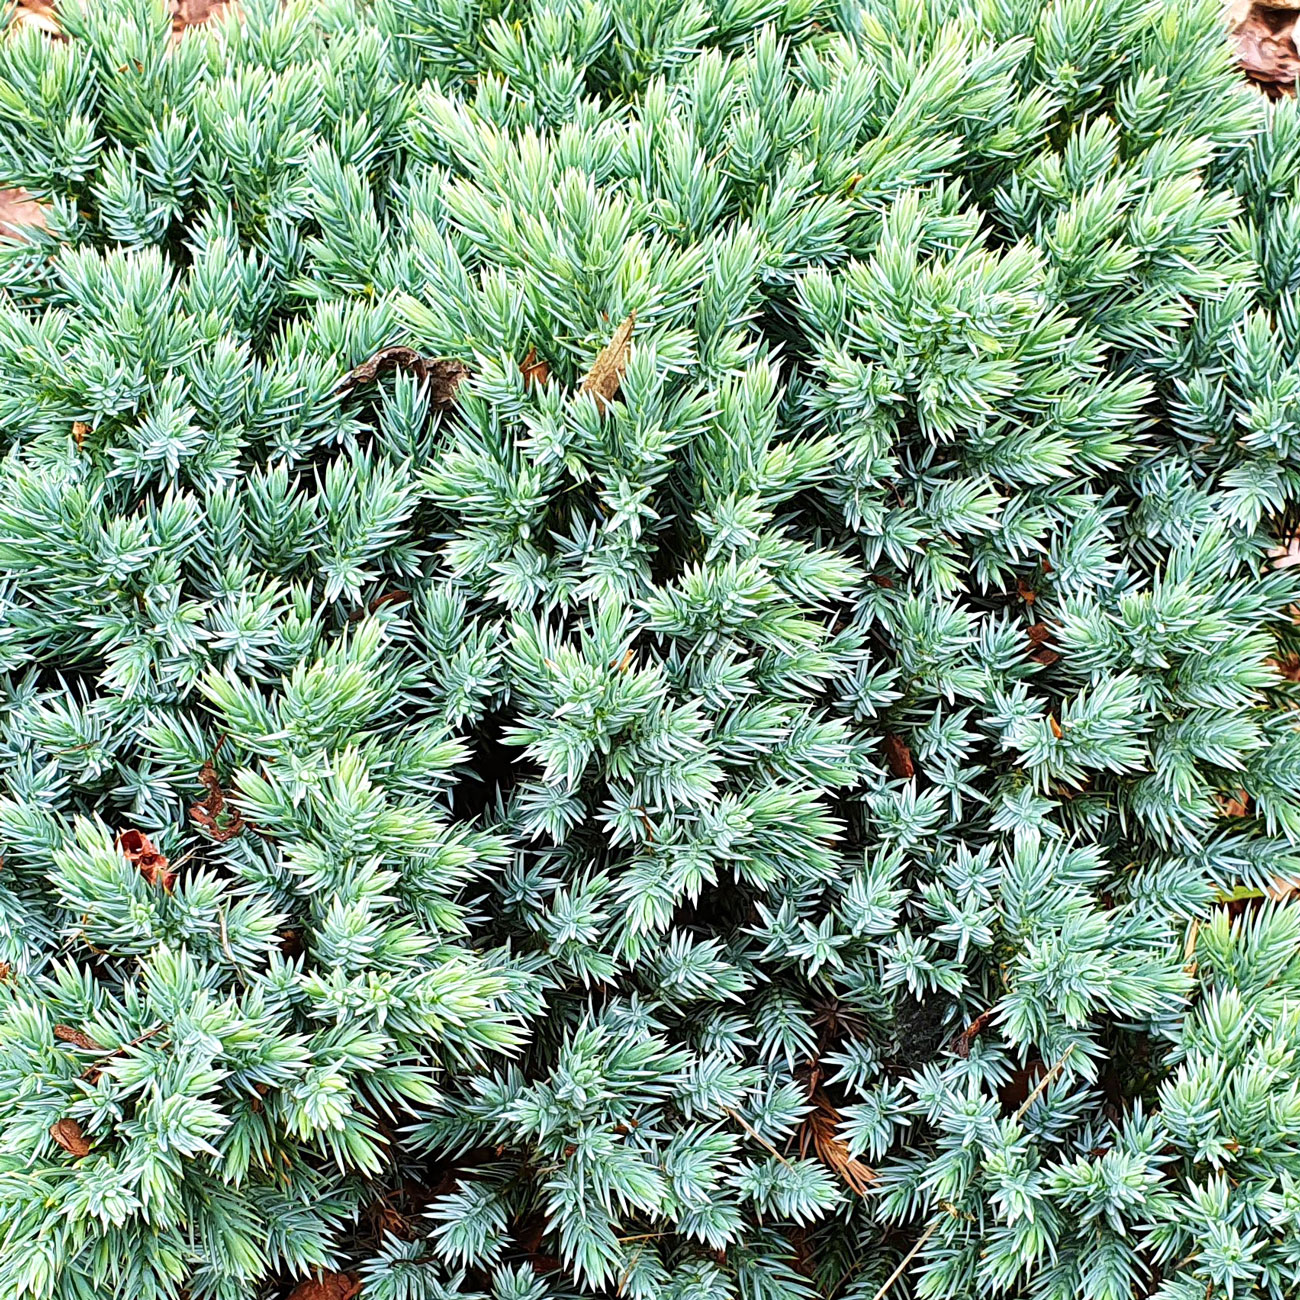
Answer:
[869,1216,942,1300]
[1013,1043,1077,1123]
[80,1022,167,1078]
[724,1106,793,1169]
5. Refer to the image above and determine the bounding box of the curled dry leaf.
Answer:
[882,734,914,779]
[949,1007,995,1060]
[337,346,469,409]
[284,1272,363,1300]
[117,829,177,892]
[189,760,245,842]
[1272,655,1300,681]
[50,1118,90,1158]
[579,312,635,411]
[521,346,550,389]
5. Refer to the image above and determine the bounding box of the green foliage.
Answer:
[0,0,1299,1297]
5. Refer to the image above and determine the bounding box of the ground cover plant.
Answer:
[1,0,1300,1297]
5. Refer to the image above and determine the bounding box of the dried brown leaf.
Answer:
[1217,789,1251,818]
[50,1118,90,1158]
[11,6,62,35]
[0,187,48,239]
[882,734,914,779]
[337,347,469,410]
[284,1273,362,1300]
[54,1025,106,1051]
[1234,3,1300,90]
[118,829,176,891]
[948,1007,995,1060]
[424,358,471,410]
[521,346,550,390]
[189,760,245,842]
[171,0,236,35]
[579,312,635,410]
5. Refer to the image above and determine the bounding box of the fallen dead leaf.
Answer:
[948,1007,995,1060]
[285,1272,362,1300]
[189,760,245,842]
[54,1025,106,1051]
[1216,789,1251,818]
[521,346,550,390]
[882,734,914,779]
[0,187,47,238]
[50,1118,90,1157]
[337,347,469,409]
[579,312,635,411]
[171,0,235,35]
[117,829,177,892]
[1231,0,1300,95]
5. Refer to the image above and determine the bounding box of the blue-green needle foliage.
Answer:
[1,0,1300,1297]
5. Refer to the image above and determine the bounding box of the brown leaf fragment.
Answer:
[1273,655,1300,682]
[1016,578,1037,605]
[284,1273,363,1300]
[189,760,245,842]
[118,829,176,891]
[50,1118,90,1158]
[54,1025,106,1052]
[72,421,90,450]
[0,188,48,238]
[949,1007,995,1060]
[338,347,469,409]
[799,1087,876,1196]
[579,312,635,411]
[882,734,914,779]
[347,346,423,386]
[0,962,11,983]
[116,829,150,862]
[521,346,550,390]
[138,853,177,891]
[424,358,471,410]
[349,589,411,623]
[1233,2,1300,94]
[1217,789,1251,819]
[1026,621,1061,666]
[1049,717,1063,740]
[170,0,237,37]
[1269,534,1300,569]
